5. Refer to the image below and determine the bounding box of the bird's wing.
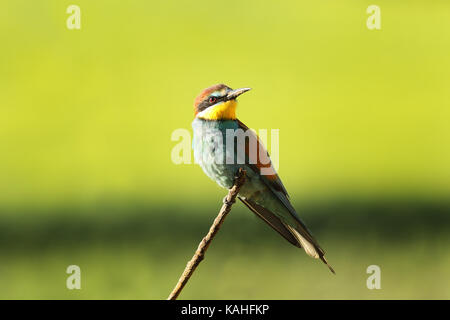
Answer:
[236,119,289,196]
[236,119,335,274]
[239,197,301,248]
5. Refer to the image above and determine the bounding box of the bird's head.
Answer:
[193,84,251,120]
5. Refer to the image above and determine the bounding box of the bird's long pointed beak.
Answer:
[226,87,251,100]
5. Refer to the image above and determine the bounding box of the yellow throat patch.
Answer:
[197,100,237,120]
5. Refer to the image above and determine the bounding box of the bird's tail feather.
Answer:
[239,197,335,274]
[285,224,335,274]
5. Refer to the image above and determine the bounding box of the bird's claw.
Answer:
[222,196,235,206]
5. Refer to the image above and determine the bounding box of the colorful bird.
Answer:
[192,84,334,274]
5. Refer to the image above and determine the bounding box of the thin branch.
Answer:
[167,168,246,300]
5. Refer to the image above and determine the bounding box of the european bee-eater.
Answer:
[192,84,334,273]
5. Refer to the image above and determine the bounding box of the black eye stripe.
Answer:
[210,95,225,103]
[197,95,226,113]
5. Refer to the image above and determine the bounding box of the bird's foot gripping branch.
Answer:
[167,168,246,300]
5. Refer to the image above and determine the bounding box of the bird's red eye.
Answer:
[209,97,217,103]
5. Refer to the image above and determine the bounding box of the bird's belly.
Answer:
[193,118,260,189]
[192,118,268,194]
[193,129,238,189]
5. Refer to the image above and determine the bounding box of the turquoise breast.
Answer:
[192,118,241,189]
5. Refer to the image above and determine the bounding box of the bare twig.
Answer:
[167,168,246,300]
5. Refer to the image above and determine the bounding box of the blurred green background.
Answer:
[0,0,449,299]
